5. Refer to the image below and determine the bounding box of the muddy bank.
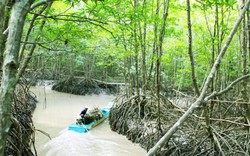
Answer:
[52,77,119,95]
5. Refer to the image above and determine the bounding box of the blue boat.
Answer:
[68,108,110,133]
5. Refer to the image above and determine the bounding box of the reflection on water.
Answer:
[32,86,146,156]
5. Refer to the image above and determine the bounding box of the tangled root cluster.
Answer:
[109,91,250,155]
[109,93,177,153]
[5,83,37,156]
[52,76,117,95]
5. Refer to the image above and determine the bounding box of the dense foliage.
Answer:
[26,0,241,90]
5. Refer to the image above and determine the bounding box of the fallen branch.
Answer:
[171,100,250,127]
[209,99,249,104]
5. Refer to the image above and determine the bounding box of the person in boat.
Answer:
[77,108,103,125]
[80,107,88,117]
[76,107,88,125]
[83,108,103,124]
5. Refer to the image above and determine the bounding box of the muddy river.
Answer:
[31,86,146,156]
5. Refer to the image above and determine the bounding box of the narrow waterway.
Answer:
[32,86,146,156]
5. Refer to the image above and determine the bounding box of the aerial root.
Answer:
[5,83,37,156]
[109,91,250,155]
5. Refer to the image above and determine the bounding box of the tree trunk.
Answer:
[248,6,250,66]
[18,4,48,61]
[140,0,147,95]
[0,0,7,69]
[0,0,34,154]
[147,1,250,155]
[186,0,200,96]
[133,0,140,97]
[1,1,14,71]
[148,1,158,83]
[155,0,169,132]
[17,2,52,80]
[239,0,250,124]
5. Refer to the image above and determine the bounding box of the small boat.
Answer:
[68,108,110,133]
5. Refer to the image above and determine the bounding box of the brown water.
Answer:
[32,86,146,156]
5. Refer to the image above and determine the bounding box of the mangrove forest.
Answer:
[1,0,250,155]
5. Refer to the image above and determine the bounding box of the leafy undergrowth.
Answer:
[109,91,250,156]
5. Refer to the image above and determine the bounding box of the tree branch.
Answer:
[30,0,54,10]
[204,73,250,102]
[35,14,115,38]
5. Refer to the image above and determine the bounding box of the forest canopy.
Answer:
[23,0,241,89]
